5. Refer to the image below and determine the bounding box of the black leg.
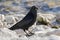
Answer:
[24,30,34,36]
[28,30,34,35]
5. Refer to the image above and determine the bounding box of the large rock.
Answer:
[37,13,56,25]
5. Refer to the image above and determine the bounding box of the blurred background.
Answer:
[0,0,60,14]
[0,0,60,40]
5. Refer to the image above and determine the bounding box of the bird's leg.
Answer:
[19,30,29,37]
[24,30,30,36]
[24,30,33,36]
[28,30,34,35]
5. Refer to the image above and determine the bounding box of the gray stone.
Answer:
[4,16,16,24]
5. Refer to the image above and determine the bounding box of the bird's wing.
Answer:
[9,18,32,30]
[16,18,33,26]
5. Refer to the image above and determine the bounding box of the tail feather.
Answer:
[9,27,15,30]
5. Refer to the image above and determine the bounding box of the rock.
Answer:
[51,25,60,29]
[51,26,59,29]
[27,35,41,40]
[2,1,13,6]
[14,29,26,36]
[4,15,16,25]
[0,28,19,40]
[19,36,28,40]
[37,13,56,25]
[0,21,8,28]
[0,21,3,28]
[13,14,25,21]
[31,25,53,35]
[40,3,50,12]
[2,22,8,28]
[56,14,60,23]
[46,29,60,36]
[1,9,9,14]
[13,0,21,4]
[0,5,5,10]
[0,14,5,21]
[48,35,60,40]
[9,6,21,12]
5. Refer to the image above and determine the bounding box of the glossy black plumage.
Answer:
[9,6,38,36]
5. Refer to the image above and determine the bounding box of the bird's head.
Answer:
[29,6,38,17]
[31,6,38,10]
[29,6,38,15]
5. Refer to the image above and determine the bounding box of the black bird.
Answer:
[9,6,38,36]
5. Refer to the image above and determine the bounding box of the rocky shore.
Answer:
[0,0,60,40]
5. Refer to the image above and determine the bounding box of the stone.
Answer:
[37,13,56,25]
[4,15,16,25]
[0,21,3,28]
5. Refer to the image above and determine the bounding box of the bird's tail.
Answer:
[9,27,15,30]
[9,28,13,30]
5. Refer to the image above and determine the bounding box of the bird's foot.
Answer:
[26,33,34,37]
[29,32,34,35]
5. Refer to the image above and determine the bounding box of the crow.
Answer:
[9,6,38,36]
